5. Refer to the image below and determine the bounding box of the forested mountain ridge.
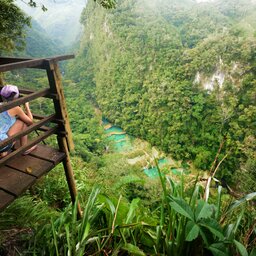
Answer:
[69,0,256,190]
[22,20,64,57]
[0,1,256,254]
[16,0,86,46]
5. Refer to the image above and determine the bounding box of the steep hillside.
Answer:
[17,0,86,46]
[69,0,256,191]
[21,20,64,57]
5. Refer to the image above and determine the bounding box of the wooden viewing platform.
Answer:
[0,145,65,210]
[0,56,81,216]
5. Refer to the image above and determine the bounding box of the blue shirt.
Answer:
[0,103,16,141]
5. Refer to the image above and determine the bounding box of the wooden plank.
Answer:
[0,189,15,211]
[29,144,66,165]
[5,155,53,178]
[0,166,36,196]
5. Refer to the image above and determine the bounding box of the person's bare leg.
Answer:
[8,119,37,155]
[0,120,25,158]
[0,152,8,158]
[7,119,27,146]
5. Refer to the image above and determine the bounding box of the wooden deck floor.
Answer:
[0,144,66,211]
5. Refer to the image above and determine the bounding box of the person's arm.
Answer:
[11,105,33,125]
[24,102,33,120]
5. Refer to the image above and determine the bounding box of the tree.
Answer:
[0,0,30,53]
[0,0,116,54]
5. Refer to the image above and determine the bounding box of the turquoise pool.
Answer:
[103,118,133,152]
[143,158,168,178]
[107,134,126,141]
[105,126,124,134]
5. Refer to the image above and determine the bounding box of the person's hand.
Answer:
[24,102,30,109]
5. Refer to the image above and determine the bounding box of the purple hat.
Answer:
[0,85,19,99]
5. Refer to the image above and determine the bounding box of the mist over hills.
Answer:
[23,19,64,57]
[17,0,87,46]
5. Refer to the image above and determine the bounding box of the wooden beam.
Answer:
[0,88,52,113]
[0,58,46,72]
[58,136,82,219]
[45,60,74,151]
[0,86,58,100]
[0,55,74,72]
[0,57,32,65]
[47,55,75,63]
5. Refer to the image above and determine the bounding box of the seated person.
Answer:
[0,85,37,158]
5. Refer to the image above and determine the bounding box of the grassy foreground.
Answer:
[0,161,255,255]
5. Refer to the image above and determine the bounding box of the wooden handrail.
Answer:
[0,114,56,148]
[0,88,54,113]
[33,114,64,124]
[0,55,74,72]
[0,87,58,99]
[0,57,32,65]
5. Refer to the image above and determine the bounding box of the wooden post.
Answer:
[45,59,81,218]
[58,136,82,219]
[45,60,74,151]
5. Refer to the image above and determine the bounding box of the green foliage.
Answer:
[72,0,256,192]
[0,0,30,53]
[3,167,254,255]
[93,0,116,9]
[22,20,64,57]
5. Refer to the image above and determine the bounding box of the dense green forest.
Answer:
[69,0,256,192]
[0,0,255,255]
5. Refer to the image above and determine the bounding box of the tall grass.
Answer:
[26,164,256,256]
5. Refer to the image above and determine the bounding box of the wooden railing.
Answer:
[0,89,58,165]
[0,55,82,217]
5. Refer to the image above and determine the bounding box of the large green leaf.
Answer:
[195,200,213,221]
[227,192,256,213]
[126,198,140,224]
[200,219,224,239]
[185,220,200,241]
[208,243,229,256]
[225,223,235,239]
[189,183,200,209]
[98,194,116,216]
[122,243,146,256]
[169,196,194,221]
[233,240,248,256]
